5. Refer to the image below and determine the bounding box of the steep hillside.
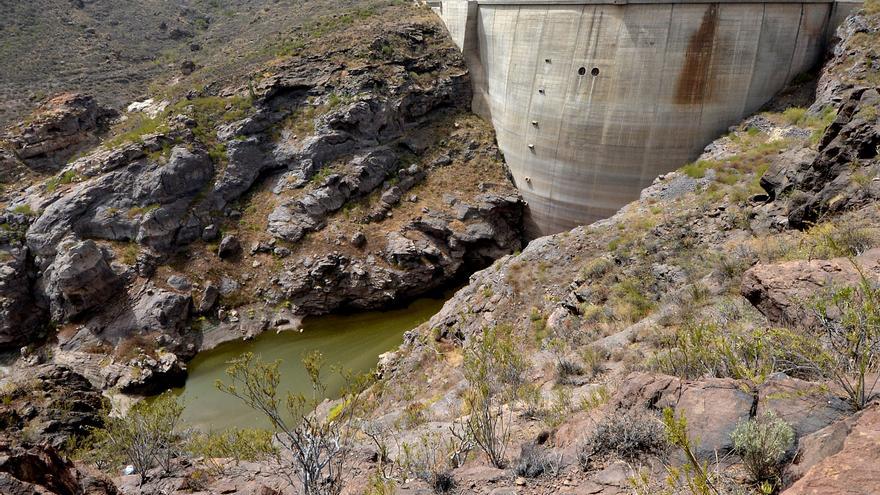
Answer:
[0,0,382,127]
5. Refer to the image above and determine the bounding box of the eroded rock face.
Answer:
[27,145,213,256]
[783,406,880,495]
[41,239,122,322]
[761,88,880,229]
[268,148,400,242]
[0,442,118,495]
[0,365,106,449]
[0,215,45,349]
[278,193,523,314]
[2,93,115,172]
[741,248,880,326]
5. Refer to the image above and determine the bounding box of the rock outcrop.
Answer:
[2,93,115,172]
[0,443,118,495]
[761,88,880,229]
[26,145,214,257]
[278,193,523,313]
[741,248,880,326]
[783,406,880,495]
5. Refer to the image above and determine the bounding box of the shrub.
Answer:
[87,392,184,485]
[730,412,794,485]
[430,471,456,493]
[556,358,584,385]
[187,427,277,472]
[364,470,396,495]
[217,351,369,495]
[652,322,776,384]
[515,442,549,478]
[661,408,722,495]
[398,431,469,492]
[775,270,880,410]
[457,325,527,468]
[580,346,607,378]
[577,410,666,470]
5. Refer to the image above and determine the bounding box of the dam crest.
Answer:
[431,0,860,236]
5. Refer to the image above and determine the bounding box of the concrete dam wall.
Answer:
[431,0,859,236]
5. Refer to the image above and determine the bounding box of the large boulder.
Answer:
[0,442,118,495]
[756,374,850,439]
[97,285,192,346]
[741,248,880,326]
[41,239,121,322]
[613,372,753,459]
[782,406,880,494]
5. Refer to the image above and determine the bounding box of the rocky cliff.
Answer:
[0,2,524,394]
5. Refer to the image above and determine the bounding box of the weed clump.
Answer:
[577,410,666,470]
[730,412,794,486]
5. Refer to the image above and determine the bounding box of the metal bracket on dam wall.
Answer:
[430,0,861,236]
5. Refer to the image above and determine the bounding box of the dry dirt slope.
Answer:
[0,0,369,126]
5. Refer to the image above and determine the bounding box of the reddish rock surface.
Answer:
[783,405,880,494]
[741,249,880,326]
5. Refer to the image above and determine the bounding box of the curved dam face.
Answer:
[432,0,857,236]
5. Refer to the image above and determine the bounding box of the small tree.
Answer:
[730,412,794,486]
[217,351,366,495]
[90,392,184,486]
[457,325,527,468]
[810,269,880,410]
[662,408,721,495]
[769,267,880,411]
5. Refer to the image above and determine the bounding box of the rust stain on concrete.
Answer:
[675,4,718,104]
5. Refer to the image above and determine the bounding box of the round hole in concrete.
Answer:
[591,67,600,76]
[578,67,586,76]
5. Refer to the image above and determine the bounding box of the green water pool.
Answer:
[173,295,447,430]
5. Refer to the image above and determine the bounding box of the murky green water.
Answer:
[175,296,447,430]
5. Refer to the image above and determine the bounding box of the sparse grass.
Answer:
[104,114,169,149]
[221,289,254,308]
[681,160,715,179]
[579,384,610,412]
[127,203,161,219]
[45,170,81,193]
[120,243,140,266]
[782,107,808,125]
[187,428,278,470]
[11,204,35,217]
[610,277,656,323]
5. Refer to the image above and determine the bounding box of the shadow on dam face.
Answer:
[434,0,861,238]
